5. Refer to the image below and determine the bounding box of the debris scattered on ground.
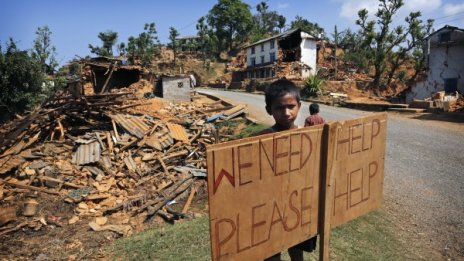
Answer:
[0,83,249,240]
[411,91,463,112]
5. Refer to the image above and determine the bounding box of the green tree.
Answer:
[251,2,285,41]
[339,28,373,73]
[207,0,254,53]
[197,16,217,63]
[0,39,45,120]
[290,16,325,38]
[32,26,58,74]
[356,0,407,89]
[169,27,179,64]
[88,30,118,56]
[117,42,126,56]
[126,23,160,66]
[277,15,286,33]
[255,1,269,34]
[385,13,433,84]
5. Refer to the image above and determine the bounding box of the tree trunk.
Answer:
[372,63,383,96]
[386,63,400,85]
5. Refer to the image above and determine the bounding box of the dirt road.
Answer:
[199,89,464,260]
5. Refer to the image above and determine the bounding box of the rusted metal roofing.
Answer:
[111,114,150,139]
[100,155,112,169]
[145,131,173,151]
[72,141,101,165]
[166,123,189,143]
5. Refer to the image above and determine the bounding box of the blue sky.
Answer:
[1,0,463,65]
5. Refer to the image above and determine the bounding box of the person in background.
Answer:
[304,103,325,127]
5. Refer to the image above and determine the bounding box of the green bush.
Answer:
[0,39,45,121]
[396,70,407,82]
[302,74,324,97]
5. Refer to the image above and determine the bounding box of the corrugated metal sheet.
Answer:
[145,131,173,151]
[99,155,112,169]
[166,123,189,143]
[72,141,101,165]
[111,114,150,139]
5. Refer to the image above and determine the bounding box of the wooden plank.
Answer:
[100,64,115,93]
[1,181,61,195]
[207,125,324,261]
[106,131,113,155]
[182,187,196,213]
[319,122,339,261]
[111,120,120,142]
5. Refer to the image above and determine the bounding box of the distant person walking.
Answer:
[304,103,325,127]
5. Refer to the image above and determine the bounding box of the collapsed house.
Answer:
[242,28,318,80]
[405,25,464,103]
[77,57,152,96]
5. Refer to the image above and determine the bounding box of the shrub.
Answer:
[302,74,324,97]
[396,70,407,82]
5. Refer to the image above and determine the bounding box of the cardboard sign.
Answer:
[319,113,387,260]
[207,113,388,261]
[329,113,387,227]
[206,125,324,260]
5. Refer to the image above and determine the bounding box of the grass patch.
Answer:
[213,118,269,140]
[112,209,428,260]
[326,209,425,260]
[232,123,269,139]
[112,217,211,261]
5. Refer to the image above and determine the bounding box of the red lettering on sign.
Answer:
[287,190,300,231]
[371,119,380,146]
[251,203,268,247]
[259,138,274,180]
[274,135,289,176]
[236,214,251,253]
[238,144,253,186]
[214,218,236,259]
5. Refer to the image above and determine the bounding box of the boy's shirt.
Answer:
[253,125,301,136]
[305,114,325,126]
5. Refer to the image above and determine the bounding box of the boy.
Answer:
[304,103,325,127]
[254,78,317,261]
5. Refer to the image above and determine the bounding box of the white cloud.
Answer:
[339,0,378,20]
[278,3,289,9]
[404,0,442,13]
[443,2,464,16]
[339,0,442,21]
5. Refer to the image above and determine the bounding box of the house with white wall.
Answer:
[244,28,318,80]
[406,25,464,102]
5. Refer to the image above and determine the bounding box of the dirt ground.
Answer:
[0,183,210,261]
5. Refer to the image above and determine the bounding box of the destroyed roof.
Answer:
[427,25,464,38]
[245,28,317,48]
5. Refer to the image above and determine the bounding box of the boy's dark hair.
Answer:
[265,79,301,114]
[309,103,320,114]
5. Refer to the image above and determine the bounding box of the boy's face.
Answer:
[267,94,301,130]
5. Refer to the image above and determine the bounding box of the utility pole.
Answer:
[334,25,338,80]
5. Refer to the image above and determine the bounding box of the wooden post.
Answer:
[319,122,339,261]
[100,63,116,93]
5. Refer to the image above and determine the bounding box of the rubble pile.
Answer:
[0,88,247,237]
[411,91,463,112]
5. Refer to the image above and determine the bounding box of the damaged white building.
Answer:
[244,28,318,80]
[406,25,464,102]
